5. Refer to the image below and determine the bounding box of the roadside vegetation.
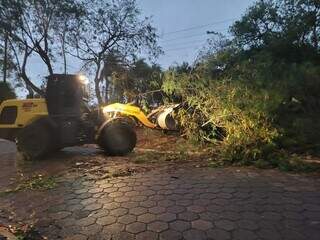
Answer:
[161,0,320,171]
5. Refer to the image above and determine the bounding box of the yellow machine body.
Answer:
[0,99,176,142]
[0,100,157,130]
[0,98,48,129]
[102,103,157,128]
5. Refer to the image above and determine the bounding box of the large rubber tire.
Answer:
[98,121,137,156]
[17,119,53,160]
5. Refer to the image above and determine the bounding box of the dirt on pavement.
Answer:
[0,128,210,192]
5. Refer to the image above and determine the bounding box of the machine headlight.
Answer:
[78,75,89,85]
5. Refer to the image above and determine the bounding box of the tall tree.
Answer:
[230,0,320,62]
[0,0,19,83]
[104,58,163,105]
[0,0,83,96]
[70,0,161,104]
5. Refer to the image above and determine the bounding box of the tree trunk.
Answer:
[62,23,67,74]
[312,11,318,51]
[35,42,54,75]
[21,47,44,97]
[94,62,103,104]
[3,32,8,83]
[105,76,110,103]
[95,80,102,104]
[62,37,67,74]
[312,23,318,50]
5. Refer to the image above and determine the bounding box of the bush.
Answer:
[0,81,16,104]
[206,48,320,156]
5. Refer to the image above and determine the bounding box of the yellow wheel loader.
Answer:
[0,74,136,159]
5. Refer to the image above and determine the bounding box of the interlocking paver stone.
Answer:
[77,217,97,227]
[178,211,199,221]
[137,213,156,223]
[167,205,186,214]
[130,207,148,215]
[64,234,88,240]
[214,219,236,231]
[218,211,241,221]
[158,199,175,207]
[96,215,117,226]
[191,219,213,230]
[257,228,281,240]
[140,200,157,208]
[109,191,124,198]
[187,205,206,213]
[81,223,103,236]
[121,201,139,209]
[237,219,259,230]
[147,220,169,233]
[84,203,103,211]
[88,187,103,194]
[149,206,166,214]
[193,199,211,206]
[112,231,135,240]
[160,229,182,240]
[157,212,177,222]
[109,207,128,217]
[183,229,207,240]
[207,204,224,213]
[206,228,231,240]
[136,230,158,240]
[118,214,137,224]
[126,222,147,234]
[49,211,71,220]
[73,210,91,219]
[102,223,125,234]
[170,220,191,232]
[103,202,121,210]
[233,229,258,240]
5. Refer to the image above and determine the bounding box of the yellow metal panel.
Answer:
[102,103,157,128]
[0,98,48,129]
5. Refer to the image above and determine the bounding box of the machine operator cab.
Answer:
[46,74,90,117]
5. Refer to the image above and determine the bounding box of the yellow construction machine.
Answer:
[0,74,137,159]
[0,73,181,159]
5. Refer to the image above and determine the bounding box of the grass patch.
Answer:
[276,156,320,172]
[252,153,320,172]
[6,225,44,240]
[206,149,320,172]
[133,151,190,164]
[0,174,57,195]
[207,160,227,168]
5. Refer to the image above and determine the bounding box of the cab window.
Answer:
[0,106,18,124]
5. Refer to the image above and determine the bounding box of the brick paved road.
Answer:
[2,165,320,240]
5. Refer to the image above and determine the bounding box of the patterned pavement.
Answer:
[1,164,319,240]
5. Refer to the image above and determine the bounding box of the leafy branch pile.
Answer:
[163,71,282,166]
